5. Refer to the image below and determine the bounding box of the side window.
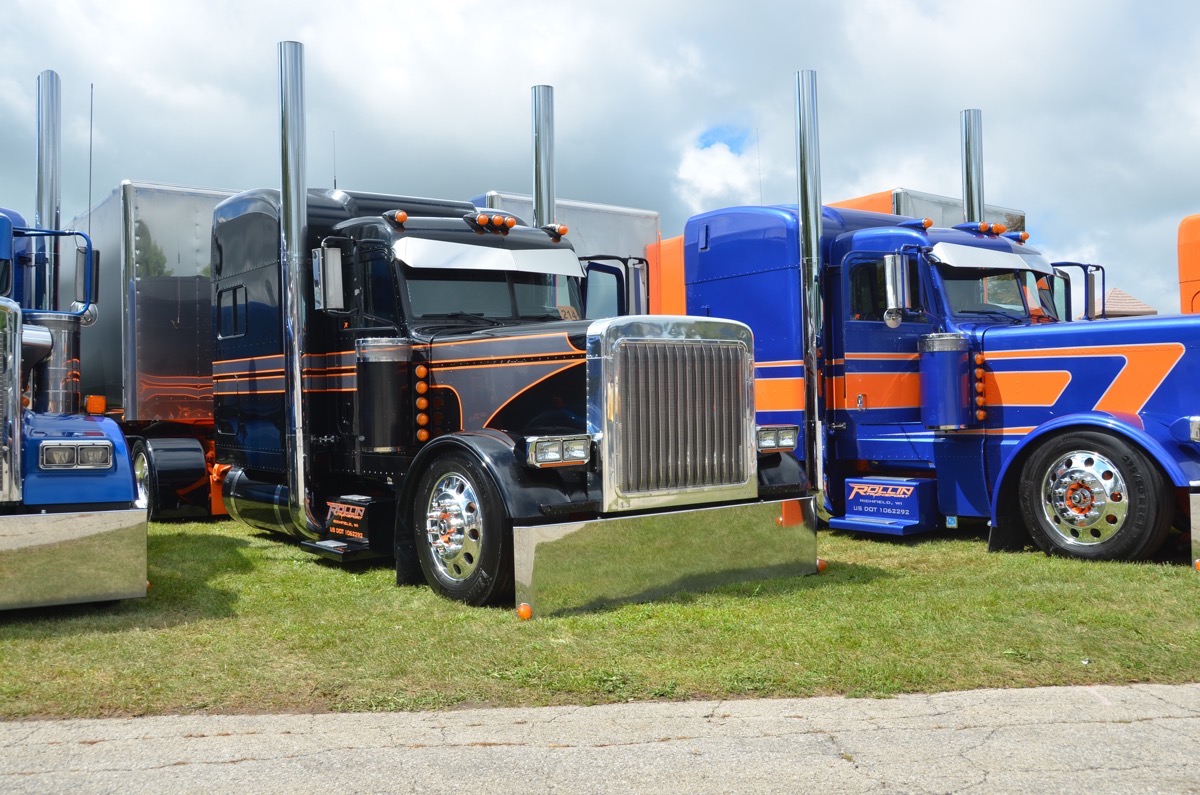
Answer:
[584,262,624,318]
[848,259,886,321]
[217,285,246,338]
[362,254,398,325]
[848,256,926,322]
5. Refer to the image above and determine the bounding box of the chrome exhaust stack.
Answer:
[279,40,321,539]
[531,85,555,229]
[794,70,824,505]
[961,108,984,224]
[36,70,61,311]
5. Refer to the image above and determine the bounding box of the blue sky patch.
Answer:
[697,125,750,155]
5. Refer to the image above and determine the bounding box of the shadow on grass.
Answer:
[0,530,254,632]
[549,560,888,617]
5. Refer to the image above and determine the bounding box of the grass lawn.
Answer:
[1,519,1196,718]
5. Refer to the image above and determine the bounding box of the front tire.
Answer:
[131,440,157,519]
[413,452,513,606]
[1018,431,1172,561]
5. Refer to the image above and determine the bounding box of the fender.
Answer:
[401,429,589,525]
[990,411,1193,528]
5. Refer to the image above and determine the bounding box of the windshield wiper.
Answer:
[415,312,507,327]
[955,309,1023,324]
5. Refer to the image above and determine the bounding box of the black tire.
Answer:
[1017,431,1172,561]
[412,452,513,606]
[130,440,158,520]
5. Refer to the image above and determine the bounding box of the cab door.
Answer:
[837,252,936,460]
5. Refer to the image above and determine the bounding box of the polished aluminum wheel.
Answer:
[132,447,150,511]
[422,471,484,582]
[1038,448,1129,546]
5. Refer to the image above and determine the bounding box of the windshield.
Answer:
[938,266,1059,322]
[402,267,584,324]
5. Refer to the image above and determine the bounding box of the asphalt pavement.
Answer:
[2,683,1198,794]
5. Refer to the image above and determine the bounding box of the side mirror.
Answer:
[1083,267,1097,320]
[74,244,99,305]
[883,253,911,329]
[312,244,346,312]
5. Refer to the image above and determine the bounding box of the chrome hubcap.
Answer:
[423,472,483,582]
[133,450,150,510]
[1040,449,1128,546]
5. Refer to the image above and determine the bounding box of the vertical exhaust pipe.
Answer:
[531,85,555,228]
[36,70,61,310]
[278,40,320,539]
[961,109,984,224]
[795,70,824,504]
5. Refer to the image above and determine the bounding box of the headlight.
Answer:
[756,424,800,453]
[526,435,591,468]
[39,440,113,470]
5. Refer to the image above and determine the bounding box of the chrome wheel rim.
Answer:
[1039,449,1129,546]
[423,472,483,582]
[133,450,150,511]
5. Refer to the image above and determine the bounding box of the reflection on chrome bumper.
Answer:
[514,498,817,618]
[1192,492,1200,574]
[0,507,147,610]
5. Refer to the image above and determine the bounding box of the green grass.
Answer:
[0,520,1196,718]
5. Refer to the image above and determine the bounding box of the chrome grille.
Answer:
[615,339,749,494]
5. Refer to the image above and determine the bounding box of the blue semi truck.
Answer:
[0,71,146,610]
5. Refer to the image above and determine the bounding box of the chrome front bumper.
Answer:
[514,497,817,618]
[0,507,147,610]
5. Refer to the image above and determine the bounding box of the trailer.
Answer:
[70,182,234,519]
[0,71,146,610]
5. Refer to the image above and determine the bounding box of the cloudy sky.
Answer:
[3,0,1198,312]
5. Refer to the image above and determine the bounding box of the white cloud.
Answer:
[674,140,760,216]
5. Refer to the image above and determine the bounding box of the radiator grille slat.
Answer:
[615,340,748,495]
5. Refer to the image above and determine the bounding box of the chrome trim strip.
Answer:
[0,299,21,503]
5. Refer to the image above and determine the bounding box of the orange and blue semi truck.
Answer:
[666,75,1199,567]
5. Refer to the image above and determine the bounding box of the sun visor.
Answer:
[393,237,584,277]
[930,241,1054,275]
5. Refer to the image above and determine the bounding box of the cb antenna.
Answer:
[88,83,94,236]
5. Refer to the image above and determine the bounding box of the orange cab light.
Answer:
[415,364,428,378]
[415,381,428,395]
[558,224,568,235]
[977,222,989,233]
[416,413,429,427]
[416,396,429,410]
[505,215,517,228]
[1019,231,1030,242]
[85,394,107,415]
[491,214,506,227]
[392,210,408,224]
[416,429,430,442]
[976,409,987,421]
[517,602,533,620]
[974,353,985,365]
[991,223,1007,234]
[475,213,489,226]
[922,218,933,229]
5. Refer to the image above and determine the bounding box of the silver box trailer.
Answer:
[70,181,234,422]
[67,182,235,518]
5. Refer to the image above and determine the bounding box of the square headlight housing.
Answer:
[526,434,592,468]
[756,424,800,453]
[39,440,113,470]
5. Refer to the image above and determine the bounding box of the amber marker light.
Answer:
[416,413,429,426]
[415,381,428,395]
[990,223,1007,234]
[976,410,988,421]
[415,364,428,378]
[416,429,430,442]
[517,602,533,620]
[85,394,106,415]
[504,216,517,228]
[817,558,828,573]
[416,396,429,410]
[922,218,933,229]
[974,353,985,366]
